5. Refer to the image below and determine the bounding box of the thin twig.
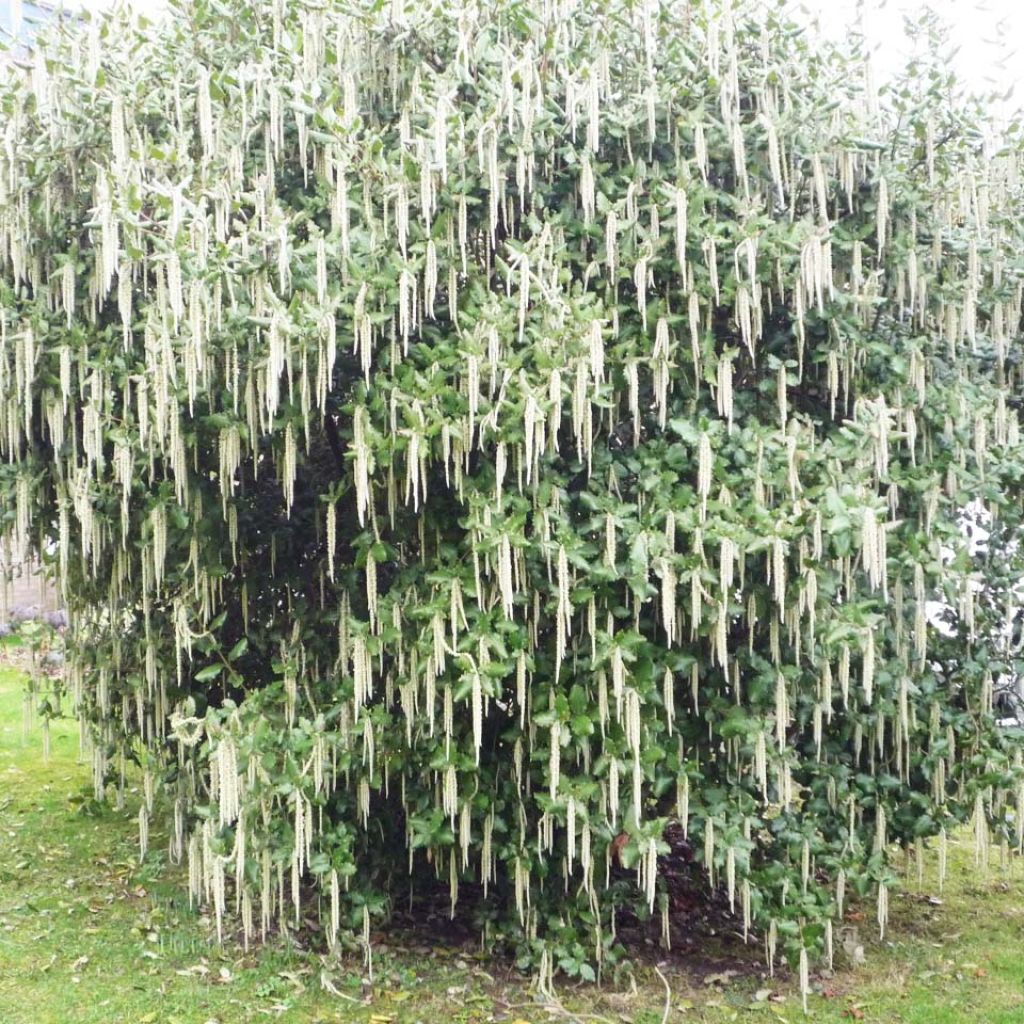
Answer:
[505,997,615,1024]
[654,965,672,1024]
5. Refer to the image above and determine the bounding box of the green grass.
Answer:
[2,662,1024,1023]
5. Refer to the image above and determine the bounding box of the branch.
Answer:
[323,414,347,477]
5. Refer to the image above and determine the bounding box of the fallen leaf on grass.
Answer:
[704,969,739,986]
[176,962,210,977]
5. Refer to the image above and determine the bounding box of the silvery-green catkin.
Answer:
[326,502,337,581]
[799,947,810,1014]
[697,433,713,517]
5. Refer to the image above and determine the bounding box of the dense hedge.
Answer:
[2,0,1024,990]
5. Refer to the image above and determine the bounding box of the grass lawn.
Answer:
[3,661,1024,1024]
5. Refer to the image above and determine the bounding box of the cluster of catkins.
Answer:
[2,0,1024,993]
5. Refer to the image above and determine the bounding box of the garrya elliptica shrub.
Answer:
[2,0,1024,992]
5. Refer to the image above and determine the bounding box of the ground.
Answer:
[2,657,1024,1024]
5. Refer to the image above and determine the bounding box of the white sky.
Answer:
[51,0,1024,111]
[807,0,1022,109]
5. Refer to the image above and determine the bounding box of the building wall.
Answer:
[4,559,59,618]
[0,0,62,52]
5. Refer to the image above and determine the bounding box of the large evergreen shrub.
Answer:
[2,0,1024,987]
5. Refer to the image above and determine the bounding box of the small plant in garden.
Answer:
[2,606,65,758]
[1,0,1023,996]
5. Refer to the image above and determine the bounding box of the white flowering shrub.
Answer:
[2,0,1024,987]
